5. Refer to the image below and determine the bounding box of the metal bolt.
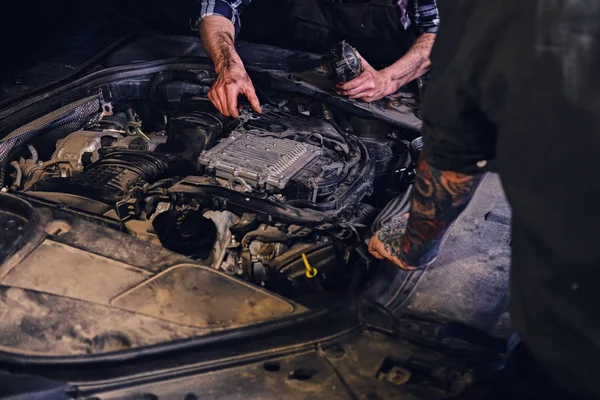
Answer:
[45,220,72,236]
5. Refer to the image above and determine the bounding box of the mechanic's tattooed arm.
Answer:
[199,15,261,117]
[199,15,240,73]
[373,155,484,269]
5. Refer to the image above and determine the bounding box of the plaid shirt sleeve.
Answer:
[193,0,252,36]
[410,0,440,34]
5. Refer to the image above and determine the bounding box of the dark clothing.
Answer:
[194,0,439,67]
[460,341,597,400]
[195,0,439,35]
[422,0,600,397]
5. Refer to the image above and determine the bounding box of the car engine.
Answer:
[1,68,417,297]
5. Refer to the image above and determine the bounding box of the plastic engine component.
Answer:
[285,155,340,201]
[199,133,322,191]
[152,209,217,259]
[321,41,364,84]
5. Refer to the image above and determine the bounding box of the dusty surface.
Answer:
[366,173,512,339]
[3,240,152,304]
[111,264,296,329]
[0,286,205,356]
[0,206,305,357]
[95,351,351,400]
[86,327,477,400]
[399,174,512,337]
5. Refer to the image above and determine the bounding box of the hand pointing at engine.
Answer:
[200,15,262,118]
[208,63,262,118]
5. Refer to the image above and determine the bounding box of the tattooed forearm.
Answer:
[381,33,435,89]
[377,155,484,268]
[199,15,243,73]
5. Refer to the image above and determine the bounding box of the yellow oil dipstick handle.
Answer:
[302,253,318,278]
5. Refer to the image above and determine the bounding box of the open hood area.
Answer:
[0,37,510,363]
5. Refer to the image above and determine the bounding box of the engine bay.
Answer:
[2,66,419,301]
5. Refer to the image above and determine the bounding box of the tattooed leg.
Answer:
[370,155,484,270]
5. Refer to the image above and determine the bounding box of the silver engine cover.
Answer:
[199,133,322,191]
[52,130,124,167]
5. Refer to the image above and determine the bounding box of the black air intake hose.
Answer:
[148,70,215,107]
[31,149,190,205]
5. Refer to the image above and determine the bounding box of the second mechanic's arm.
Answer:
[336,34,435,102]
[336,0,439,102]
[369,155,484,269]
[199,7,261,117]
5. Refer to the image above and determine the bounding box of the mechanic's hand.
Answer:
[335,56,395,103]
[208,63,262,118]
[368,212,427,271]
[369,234,418,271]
